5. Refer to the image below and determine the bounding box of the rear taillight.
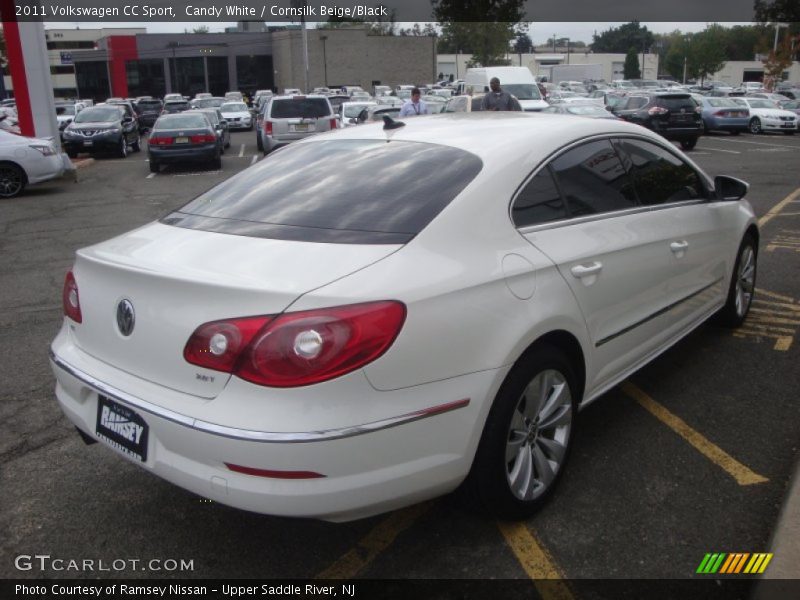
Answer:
[264,121,273,135]
[150,136,173,146]
[190,134,216,144]
[695,106,703,114]
[329,118,338,129]
[62,270,82,323]
[183,301,406,388]
[648,106,669,115]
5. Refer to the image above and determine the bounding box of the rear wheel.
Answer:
[463,345,577,519]
[131,137,141,152]
[256,133,263,152]
[211,153,222,170]
[749,118,762,134]
[148,160,159,173]
[0,163,26,198]
[680,138,697,150]
[118,137,127,158]
[717,233,757,327]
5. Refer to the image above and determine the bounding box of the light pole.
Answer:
[320,35,328,87]
[774,22,789,52]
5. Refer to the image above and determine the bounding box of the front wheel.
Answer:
[131,137,141,153]
[211,153,222,170]
[680,138,697,150]
[256,133,263,152]
[0,163,26,198]
[463,345,577,519]
[118,137,128,158]
[148,160,159,173]
[717,233,757,327]
[749,118,762,134]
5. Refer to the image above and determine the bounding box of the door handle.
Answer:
[670,241,689,253]
[571,262,603,278]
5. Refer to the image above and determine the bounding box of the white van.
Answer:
[464,67,548,111]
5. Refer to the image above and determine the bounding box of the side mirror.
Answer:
[715,175,749,201]
[122,116,133,124]
[220,119,228,126]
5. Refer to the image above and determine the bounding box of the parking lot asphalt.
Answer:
[0,127,798,596]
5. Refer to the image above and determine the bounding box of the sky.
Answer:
[47,22,753,45]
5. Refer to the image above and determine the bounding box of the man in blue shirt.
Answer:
[399,88,430,117]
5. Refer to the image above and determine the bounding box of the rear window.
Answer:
[137,100,163,110]
[655,95,697,110]
[269,98,332,119]
[155,114,209,129]
[163,140,483,244]
[707,98,738,108]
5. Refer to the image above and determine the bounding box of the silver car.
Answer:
[258,94,337,154]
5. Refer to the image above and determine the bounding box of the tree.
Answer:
[754,0,800,22]
[623,47,640,79]
[690,25,727,84]
[513,30,533,54]
[592,22,654,54]
[398,23,438,37]
[763,36,794,90]
[192,26,209,34]
[433,0,524,66]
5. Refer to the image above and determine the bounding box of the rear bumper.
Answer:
[148,144,217,163]
[704,116,749,131]
[49,328,500,522]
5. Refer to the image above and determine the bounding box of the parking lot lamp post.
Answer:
[320,35,328,87]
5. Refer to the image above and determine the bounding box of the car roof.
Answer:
[298,112,666,163]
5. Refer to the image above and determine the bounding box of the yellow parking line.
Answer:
[759,186,800,228]
[621,382,768,486]
[757,289,797,304]
[314,502,433,580]
[497,522,574,600]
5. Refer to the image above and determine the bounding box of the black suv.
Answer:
[62,105,141,159]
[135,99,164,130]
[612,92,703,150]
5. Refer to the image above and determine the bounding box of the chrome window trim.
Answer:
[49,348,470,444]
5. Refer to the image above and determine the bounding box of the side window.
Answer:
[614,139,706,205]
[625,97,648,110]
[550,140,638,217]
[512,166,567,228]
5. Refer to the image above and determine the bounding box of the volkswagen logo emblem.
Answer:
[116,299,135,337]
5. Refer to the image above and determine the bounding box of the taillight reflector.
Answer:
[150,136,173,146]
[329,118,338,129]
[183,301,406,388]
[62,270,82,323]
[225,463,325,479]
[264,121,273,135]
[190,134,216,144]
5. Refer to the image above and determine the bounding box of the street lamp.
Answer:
[773,22,789,52]
[319,35,328,87]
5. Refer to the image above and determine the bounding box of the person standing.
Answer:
[399,88,430,117]
[481,77,523,112]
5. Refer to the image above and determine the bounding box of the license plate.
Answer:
[83,140,93,146]
[174,136,189,144]
[291,123,309,132]
[781,123,794,128]
[96,395,149,462]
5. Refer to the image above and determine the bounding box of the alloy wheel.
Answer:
[505,369,573,501]
[0,165,24,198]
[749,118,761,134]
[735,245,756,318]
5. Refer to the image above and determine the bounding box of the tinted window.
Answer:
[550,140,637,216]
[270,98,331,119]
[626,97,648,110]
[512,167,567,228]
[155,114,210,129]
[655,95,697,110]
[137,100,163,111]
[74,107,121,123]
[614,139,705,205]
[164,140,483,244]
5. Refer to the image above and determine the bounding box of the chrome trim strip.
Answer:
[49,349,470,443]
[595,277,724,347]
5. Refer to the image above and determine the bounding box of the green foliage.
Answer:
[623,48,640,79]
[690,25,728,83]
[754,0,800,22]
[192,26,209,34]
[433,0,524,64]
[592,22,654,54]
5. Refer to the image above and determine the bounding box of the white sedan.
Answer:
[219,102,253,131]
[0,130,73,198]
[51,113,758,521]
[732,97,798,134]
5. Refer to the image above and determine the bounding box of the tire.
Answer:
[148,160,159,174]
[0,163,26,198]
[463,344,578,519]
[224,138,230,149]
[680,138,697,150]
[749,118,762,134]
[256,133,263,152]
[716,233,757,328]
[211,153,222,170]
[118,137,128,159]
[131,137,141,153]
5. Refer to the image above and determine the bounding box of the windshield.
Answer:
[343,104,373,118]
[166,140,483,244]
[74,107,120,123]
[502,84,542,100]
[748,99,778,109]
[56,105,76,116]
[165,102,190,111]
[221,103,248,112]
[155,114,209,129]
[270,98,331,118]
[566,105,607,116]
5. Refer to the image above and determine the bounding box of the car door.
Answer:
[612,137,737,329]
[613,95,649,125]
[514,138,676,393]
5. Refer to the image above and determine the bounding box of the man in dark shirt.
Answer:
[481,77,523,111]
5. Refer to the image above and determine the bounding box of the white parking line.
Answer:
[146,172,157,179]
[250,155,258,165]
[238,144,245,157]
[705,137,799,149]
[695,146,741,154]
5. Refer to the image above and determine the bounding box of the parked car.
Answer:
[135,99,164,131]
[444,95,484,113]
[105,100,142,132]
[224,91,244,102]
[162,100,191,114]
[339,101,377,127]
[55,102,86,136]
[0,130,73,198]
[746,92,792,107]
[612,92,703,149]
[541,102,619,119]
[780,99,800,116]
[163,93,184,103]
[62,105,140,158]
[693,96,750,134]
[51,113,759,522]
[188,108,230,152]
[219,102,253,131]
[147,112,221,172]
[730,97,798,134]
[257,94,337,154]
[191,97,226,110]
[194,93,212,100]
